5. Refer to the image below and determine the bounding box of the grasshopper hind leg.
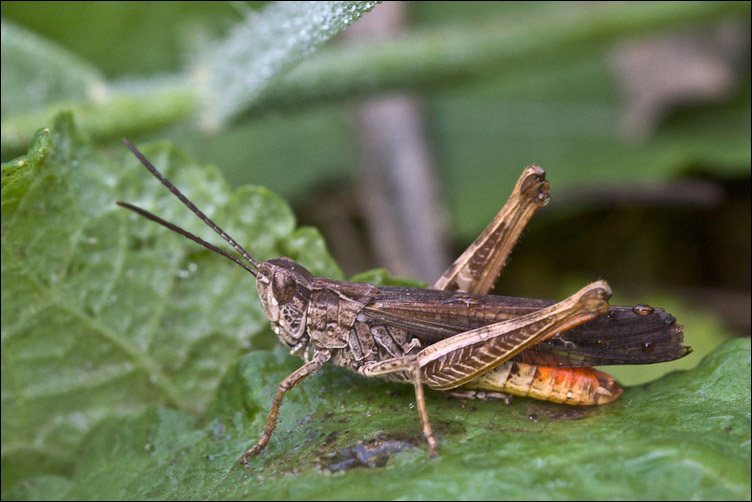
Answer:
[410,364,439,457]
[364,281,611,456]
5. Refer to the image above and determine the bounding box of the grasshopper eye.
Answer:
[272,269,296,304]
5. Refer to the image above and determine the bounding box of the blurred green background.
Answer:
[2,2,750,499]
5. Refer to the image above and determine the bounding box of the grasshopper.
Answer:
[118,140,690,463]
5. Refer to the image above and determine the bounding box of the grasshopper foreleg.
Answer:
[240,350,331,464]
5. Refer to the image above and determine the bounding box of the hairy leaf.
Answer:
[5,339,749,500]
[0,115,340,492]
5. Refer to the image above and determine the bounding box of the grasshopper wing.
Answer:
[363,286,690,367]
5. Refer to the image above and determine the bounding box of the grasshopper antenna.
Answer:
[117,201,257,276]
[119,139,259,276]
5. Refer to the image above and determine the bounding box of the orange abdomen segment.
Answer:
[464,361,623,405]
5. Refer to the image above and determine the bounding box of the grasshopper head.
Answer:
[116,142,316,351]
[256,258,313,349]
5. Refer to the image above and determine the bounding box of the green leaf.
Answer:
[1,125,53,214]
[201,1,380,126]
[0,19,105,117]
[266,1,749,108]
[0,18,197,159]
[1,1,380,157]
[5,1,748,164]
[5,339,749,500]
[349,267,426,288]
[0,114,340,493]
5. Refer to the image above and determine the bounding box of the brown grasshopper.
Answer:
[118,140,690,464]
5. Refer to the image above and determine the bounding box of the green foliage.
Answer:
[349,268,426,288]
[5,333,750,500]
[0,115,340,494]
[2,2,749,234]
[0,19,104,116]
[1,1,380,157]
[201,1,380,125]
[1,2,749,499]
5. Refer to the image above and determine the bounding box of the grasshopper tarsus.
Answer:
[120,141,691,461]
[239,444,264,465]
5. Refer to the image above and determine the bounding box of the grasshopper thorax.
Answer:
[256,258,314,350]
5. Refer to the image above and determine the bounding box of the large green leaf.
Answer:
[0,114,341,493]
[4,339,749,501]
